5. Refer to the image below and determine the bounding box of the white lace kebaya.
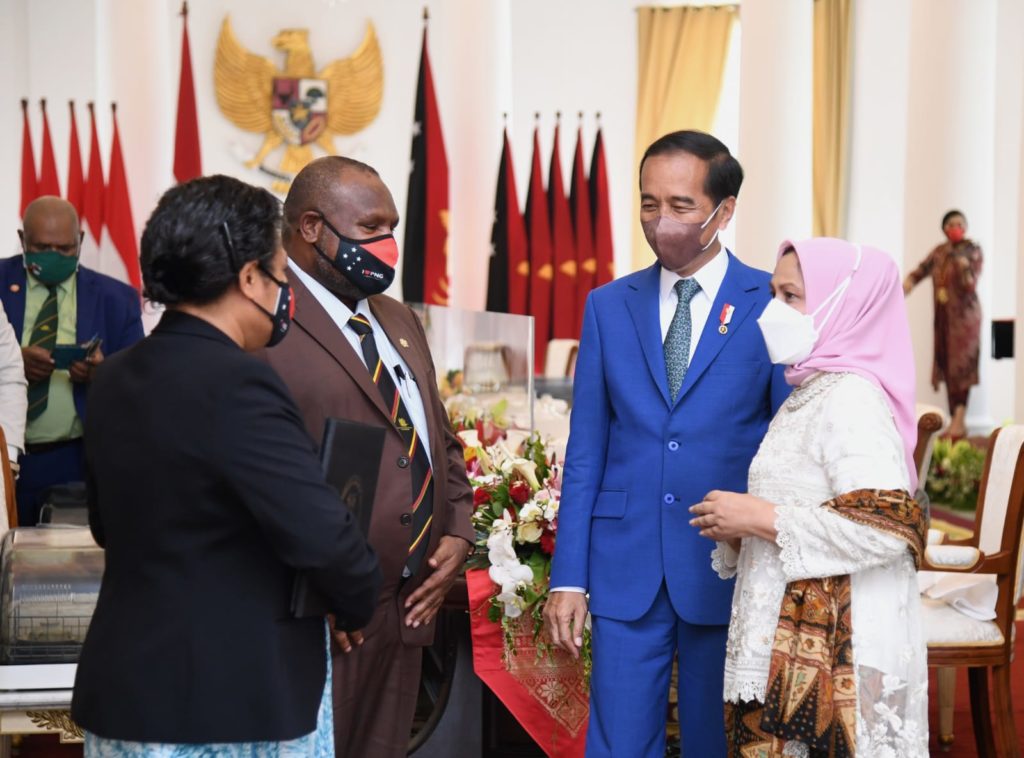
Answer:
[712,372,929,757]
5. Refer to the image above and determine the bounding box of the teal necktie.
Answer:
[664,278,701,401]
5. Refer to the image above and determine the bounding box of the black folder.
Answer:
[291,418,386,618]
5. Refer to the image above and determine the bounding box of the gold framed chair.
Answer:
[921,425,1024,757]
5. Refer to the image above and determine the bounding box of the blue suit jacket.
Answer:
[0,255,144,423]
[550,254,789,624]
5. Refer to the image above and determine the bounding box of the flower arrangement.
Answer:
[457,402,591,678]
[925,437,986,511]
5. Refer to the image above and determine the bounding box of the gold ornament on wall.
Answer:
[215,16,384,193]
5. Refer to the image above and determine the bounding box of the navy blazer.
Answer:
[549,255,790,625]
[0,255,144,422]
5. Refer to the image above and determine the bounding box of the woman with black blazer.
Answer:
[71,175,381,756]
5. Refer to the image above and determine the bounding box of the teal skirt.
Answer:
[84,624,334,758]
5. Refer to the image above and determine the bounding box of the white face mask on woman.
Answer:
[757,245,862,365]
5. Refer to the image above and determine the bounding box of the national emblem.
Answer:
[214,17,384,193]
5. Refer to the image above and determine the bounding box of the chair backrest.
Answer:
[544,339,579,379]
[913,403,946,487]
[971,426,1024,608]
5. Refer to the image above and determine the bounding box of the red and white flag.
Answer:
[38,100,61,198]
[19,99,37,218]
[66,101,86,216]
[103,105,141,291]
[82,103,105,246]
[173,1,202,183]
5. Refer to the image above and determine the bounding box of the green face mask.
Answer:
[24,250,79,286]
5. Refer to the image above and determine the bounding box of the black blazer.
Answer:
[71,311,381,743]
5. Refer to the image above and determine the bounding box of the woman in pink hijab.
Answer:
[689,238,928,757]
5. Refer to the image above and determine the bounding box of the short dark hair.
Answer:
[941,209,966,229]
[141,175,280,306]
[283,155,380,227]
[639,130,744,205]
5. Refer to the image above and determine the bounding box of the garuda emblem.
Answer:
[214,17,384,192]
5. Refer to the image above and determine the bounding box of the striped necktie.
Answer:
[26,285,59,421]
[347,314,433,575]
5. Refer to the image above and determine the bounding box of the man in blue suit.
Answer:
[2,197,143,525]
[545,132,788,757]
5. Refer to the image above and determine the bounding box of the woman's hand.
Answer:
[689,491,777,542]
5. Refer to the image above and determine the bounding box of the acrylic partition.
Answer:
[408,304,536,435]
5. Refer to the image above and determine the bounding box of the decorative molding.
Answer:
[24,710,83,743]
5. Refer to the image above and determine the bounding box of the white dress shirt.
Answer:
[0,301,26,461]
[289,260,432,467]
[552,248,731,595]
[658,247,729,356]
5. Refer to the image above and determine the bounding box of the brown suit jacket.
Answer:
[262,272,474,647]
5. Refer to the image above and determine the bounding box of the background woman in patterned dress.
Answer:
[904,209,983,440]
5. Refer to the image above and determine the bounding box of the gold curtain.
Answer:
[812,0,853,237]
[633,5,737,271]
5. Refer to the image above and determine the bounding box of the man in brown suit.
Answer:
[264,156,474,757]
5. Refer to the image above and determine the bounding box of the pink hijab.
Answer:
[779,237,918,491]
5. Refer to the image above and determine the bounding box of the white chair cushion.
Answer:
[927,528,946,545]
[924,545,981,570]
[921,596,1004,646]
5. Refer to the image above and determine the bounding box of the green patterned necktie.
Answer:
[664,278,702,401]
[26,285,59,421]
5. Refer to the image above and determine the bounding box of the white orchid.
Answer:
[489,561,532,590]
[494,589,526,618]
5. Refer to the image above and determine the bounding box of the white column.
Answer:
[735,0,814,273]
[993,0,1024,425]
[96,0,174,243]
[430,0,512,310]
[902,0,997,431]
[845,0,912,260]
[0,0,31,240]
[1014,14,1024,423]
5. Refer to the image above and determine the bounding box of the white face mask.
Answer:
[757,245,862,365]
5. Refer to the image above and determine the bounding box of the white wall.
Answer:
[845,0,911,261]
[0,0,642,309]
[3,0,1023,429]
[991,0,1024,425]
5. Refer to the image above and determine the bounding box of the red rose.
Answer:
[473,488,492,506]
[540,529,556,555]
[509,481,531,505]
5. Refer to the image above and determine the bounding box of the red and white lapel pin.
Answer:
[718,304,735,334]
